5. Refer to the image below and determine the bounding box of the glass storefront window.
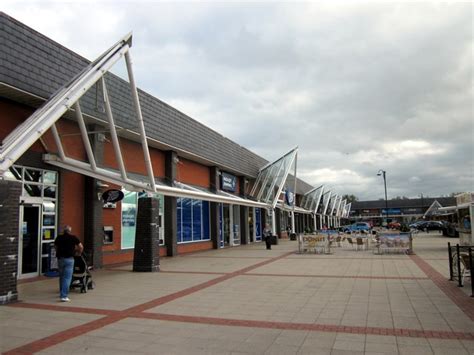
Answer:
[121,191,137,249]
[23,184,42,197]
[42,228,55,241]
[43,201,56,213]
[43,171,57,184]
[43,186,56,199]
[121,190,165,249]
[177,198,210,243]
[43,214,55,227]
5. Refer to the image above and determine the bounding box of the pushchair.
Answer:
[70,254,95,293]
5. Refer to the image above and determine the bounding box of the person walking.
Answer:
[54,225,83,302]
[263,223,273,250]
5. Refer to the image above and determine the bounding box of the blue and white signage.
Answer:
[285,188,295,206]
[382,208,401,214]
[221,172,237,192]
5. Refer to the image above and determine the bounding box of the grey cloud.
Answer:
[3,1,472,199]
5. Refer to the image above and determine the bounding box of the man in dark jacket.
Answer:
[54,225,83,302]
[263,223,273,250]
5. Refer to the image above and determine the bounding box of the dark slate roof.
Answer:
[351,197,456,210]
[0,12,288,183]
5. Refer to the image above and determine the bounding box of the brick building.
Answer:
[0,13,349,304]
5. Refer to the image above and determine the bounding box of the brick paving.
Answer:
[1,232,473,354]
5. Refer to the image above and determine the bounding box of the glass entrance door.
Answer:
[248,208,254,243]
[19,205,41,277]
[223,204,231,246]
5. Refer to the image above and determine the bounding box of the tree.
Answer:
[342,194,358,203]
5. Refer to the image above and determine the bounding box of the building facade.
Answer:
[0,13,348,304]
[350,197,456,225]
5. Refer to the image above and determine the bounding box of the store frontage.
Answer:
[5,165,59,279]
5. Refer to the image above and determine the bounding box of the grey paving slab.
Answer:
[0,307,103,352]
[16,270,218,310]
[4,236,474,355]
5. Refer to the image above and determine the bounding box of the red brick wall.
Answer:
[177,241,213,254]
[103,138,165,178]
[0,99,44,152]
[101,183,122,253]
[59,171,85,242]
[103,247,167,266]
[177,158,210,188]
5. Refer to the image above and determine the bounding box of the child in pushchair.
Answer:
[70,254,95,293]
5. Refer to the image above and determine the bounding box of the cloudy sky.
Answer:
[3,1,473,200]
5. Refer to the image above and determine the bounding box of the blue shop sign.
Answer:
[221,172,237,192]
[285,189,295,206]
[381,208,401,214]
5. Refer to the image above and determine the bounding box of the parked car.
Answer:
[343,222,371,233]
[411,221,444,231]
[388,221,401,229]
[409,221,424,229]
[440,221,459,238]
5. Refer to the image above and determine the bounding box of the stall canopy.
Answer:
[248,147,298,209]
[0,33,269,209]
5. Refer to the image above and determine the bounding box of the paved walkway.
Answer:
[1,232,473,354]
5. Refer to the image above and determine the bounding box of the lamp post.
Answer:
[377,170,389,227]
[420,193,424,219]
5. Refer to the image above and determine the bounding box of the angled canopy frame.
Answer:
[0,33,273,207]
[300,184,324,213]
[248,147,298,209]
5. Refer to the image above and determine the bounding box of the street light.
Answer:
[420,193,424,219]
[377,170,389,227]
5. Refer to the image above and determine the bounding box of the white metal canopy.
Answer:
[300,184,324,213]
[248,147,298,209]
[0,33,272,209]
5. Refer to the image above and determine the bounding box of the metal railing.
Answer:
[448,242,473,297]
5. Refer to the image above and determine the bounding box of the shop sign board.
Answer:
[285,189,295,206]
[102,189,125,203]
[221,172,237,192]
[382,208,401,214]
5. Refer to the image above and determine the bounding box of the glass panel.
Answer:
[43,201,56,213]
[42,228,55,241]
[202,201,210,240]
[223,205,230,245]
[219,204,224,247]
[192,200,202,241]
[43,185,56,199]
[248,208,254,242]
[182,198,192,242]
[259,163,279,202]
[255,208,262,241]
[23,184,42,197]
[251,149,297,206]
[24,168,42,183]
[43,214,55,227]
[177,198,182,243]
[122,191,137,249]
[21,206,40,274]
[43,171,57,185]
[232,206,240,245]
